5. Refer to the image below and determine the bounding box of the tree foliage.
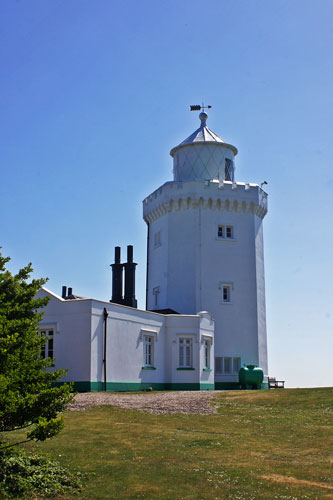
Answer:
[0,251,73,447]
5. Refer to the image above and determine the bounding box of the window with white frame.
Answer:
[179,338,192,368]
[217,225,234,240]
[226,226,233,239]
[40,329,54,359]
[224,356,232,373]
[233,357,241,373]
[143,335,154,367]
[203,339,210,369]
[215,356,223,373]
[154,231,161,248]
[219,281,233,304]
[222,285,231,303]
[215,356,241,374]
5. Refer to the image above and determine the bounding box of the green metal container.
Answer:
[238,364,264,389]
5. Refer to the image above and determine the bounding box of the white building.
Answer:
[143,111,268,389]
[38,109,269,391]
[37,287,215,391]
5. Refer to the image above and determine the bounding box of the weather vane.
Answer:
[190,103,212,112]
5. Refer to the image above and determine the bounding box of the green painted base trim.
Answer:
[177,367,195,371]
[101,382,167,391]
[141,366,156,370]
[90,382,107,391]
[53,380,267,392]
[106,382,204,391]
[203,368,212,372]
[200,383,215,391]
[215,382,242,390]
[215,381,268,390]
[53,381,215,392]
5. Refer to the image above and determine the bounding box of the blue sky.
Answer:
[1,0,332,388]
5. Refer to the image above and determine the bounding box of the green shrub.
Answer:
[0,447,82,498]
[0,252,74,448]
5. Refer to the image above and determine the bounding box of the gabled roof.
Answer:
[39,287,87,301]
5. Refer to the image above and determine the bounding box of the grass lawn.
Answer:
[5,388,333,500]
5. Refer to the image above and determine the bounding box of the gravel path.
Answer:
[67,391,220,415]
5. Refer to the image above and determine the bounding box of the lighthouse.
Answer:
[143,108,268,388]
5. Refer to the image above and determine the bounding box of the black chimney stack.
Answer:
[123,245,137,308]
[68,287,73,297]
[110,246,124,305]
[62,286,67,299]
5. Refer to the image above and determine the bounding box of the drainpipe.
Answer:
[103,307,108,392]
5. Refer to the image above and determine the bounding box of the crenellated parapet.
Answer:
[143,180,268,224]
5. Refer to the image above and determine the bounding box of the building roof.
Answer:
[170,112,238,157]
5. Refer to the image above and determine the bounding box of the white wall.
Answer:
[144,180,268,383]
[254,216,268,376]
[38,289,215,390]
[90,301,166,385]
[37,289,92,383]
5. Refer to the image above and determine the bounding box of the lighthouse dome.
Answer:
[170,112,238,182]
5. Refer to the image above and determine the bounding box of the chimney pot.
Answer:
[110,246,124,304]
[124,245,137,308]
[115,246,121,264]
[127,245,133,263]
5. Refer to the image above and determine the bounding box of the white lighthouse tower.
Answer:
[143,109,268,388]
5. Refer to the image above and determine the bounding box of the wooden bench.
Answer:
[268,377,285,389]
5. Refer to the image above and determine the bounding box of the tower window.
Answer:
[233,357,241,373]
[225,158,234,181]
[223,286,230,302]
[215,357,223,373]
[153,287,160,308]
[224,357,232,373]
[215,356,241,374]
[217,225,234,239]
[154,231,161,248]
[226,226,233,239]
[219,282,233,304]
